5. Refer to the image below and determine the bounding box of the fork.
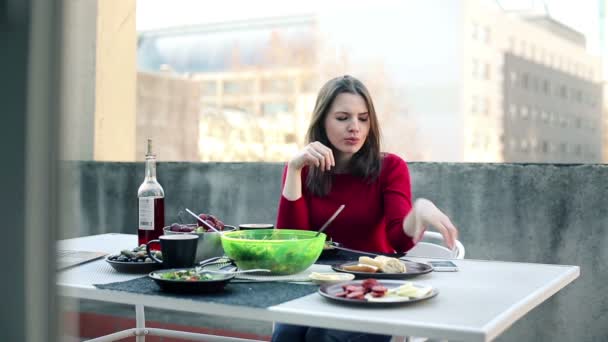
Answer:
[203,268,271,275]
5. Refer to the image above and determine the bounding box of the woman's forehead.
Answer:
[330,93,368,113]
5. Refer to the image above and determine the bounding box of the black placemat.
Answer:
[94,277,318,308]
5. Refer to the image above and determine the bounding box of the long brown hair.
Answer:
[306,75,382,196]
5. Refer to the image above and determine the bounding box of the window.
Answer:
[262,102,291,115]
[520,105,529,119]
[472,21,479,40]
[541,141,549,153]
[521,73,529,89]
[471,96,478,114]
[261,78,294,93]
[472,59,479,78]
[481,26,491,44]
[542,80,550,95]
[509,104,517,118]
[201,81,217,96]
[483,63,491,80]
[559,85,567,99]
[510,71,517,85]
[223,80,253,95]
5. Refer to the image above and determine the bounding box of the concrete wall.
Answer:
[59,161,608,341]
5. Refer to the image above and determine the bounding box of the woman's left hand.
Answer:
[403,198,459,249]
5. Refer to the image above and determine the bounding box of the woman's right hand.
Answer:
[288,141,335,172]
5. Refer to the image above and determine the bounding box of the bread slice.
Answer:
[342,264,379,273]
[358,256,384,269]
[374,255,406,273]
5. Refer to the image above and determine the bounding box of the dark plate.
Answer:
[319,279,438,306]
[332,260,433,279]
[105,256,162,273]
[149,268,235,293]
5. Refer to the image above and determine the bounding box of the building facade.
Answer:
[462,1,603,162]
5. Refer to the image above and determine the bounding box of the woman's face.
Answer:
[324,92,370,161]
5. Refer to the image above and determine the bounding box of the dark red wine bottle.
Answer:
[137,139,165,247]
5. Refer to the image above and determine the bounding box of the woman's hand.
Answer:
[403,198,459,249]
[288,141,335,172]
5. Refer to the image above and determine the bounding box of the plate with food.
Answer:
[319,278,438,306]
[149,268,235,293]
[105,245,163,273]
[332,256,433,279]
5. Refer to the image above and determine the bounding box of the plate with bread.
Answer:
[332,255,433,279]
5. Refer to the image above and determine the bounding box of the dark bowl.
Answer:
[149,269,235,293]
[164,224,237,263]
[105,256,162,273]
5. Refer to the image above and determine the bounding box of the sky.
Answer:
[136,0,604,56]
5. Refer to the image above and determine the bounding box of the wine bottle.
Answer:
[137,139,165,246]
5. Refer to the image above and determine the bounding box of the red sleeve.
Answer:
[275,165,311,230]
[382,155,415,252]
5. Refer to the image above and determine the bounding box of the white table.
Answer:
[58,233,579,342]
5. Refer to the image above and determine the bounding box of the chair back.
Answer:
[406,231,465,259]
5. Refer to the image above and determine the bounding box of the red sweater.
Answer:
[276,153,415,253]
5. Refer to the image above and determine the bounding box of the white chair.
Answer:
[391,232,466,342]
[406,231,465,259]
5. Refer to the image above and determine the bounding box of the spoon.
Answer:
[185,208,221,233]
[315,204,346,237]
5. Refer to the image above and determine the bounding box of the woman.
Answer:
[273,75,458,342]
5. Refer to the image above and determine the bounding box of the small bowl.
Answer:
[163,224,237,263]
[309,272,355,285]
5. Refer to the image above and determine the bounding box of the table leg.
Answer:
[135,304,147,342]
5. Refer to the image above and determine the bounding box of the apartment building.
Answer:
[463,2,603,162]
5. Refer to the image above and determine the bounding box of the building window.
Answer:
[472,22,479,40]
[472,59,479,79]
[530,107,538,120]
[541,111,548,123]
[261,78,294,93]
[510,71,517,85]
[261,102,291,115]
[482,26,491,44]
[541,141,549,153]
[223,80,253,95]
[202,81,217,96]
[483,63,491,80]
[520,105,529,119]
[471,96,478,114]
[521,73,529,89]
[559,85,567,99]
[542,80,550,95]
[509,104,517,118]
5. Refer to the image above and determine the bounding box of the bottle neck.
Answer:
[145,157,157,180]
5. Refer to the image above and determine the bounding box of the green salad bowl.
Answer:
[220,229,326,275]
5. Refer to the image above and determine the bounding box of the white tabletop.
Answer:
[58,233,579,342]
